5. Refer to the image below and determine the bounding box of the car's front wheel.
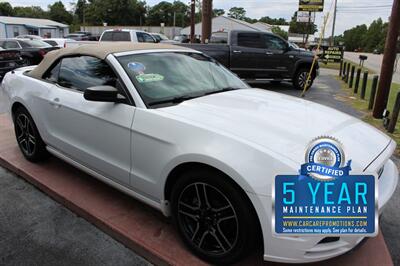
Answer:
[293,67,314,90]
[171,168,259,264]
[14,107,49,162]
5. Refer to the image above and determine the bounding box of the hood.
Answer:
[160,89,392,171]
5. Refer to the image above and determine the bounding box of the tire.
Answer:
[13,107,49,162]
[293,67,314,90]
[171,168,259,264]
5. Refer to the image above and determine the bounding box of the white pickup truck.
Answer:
[65,29,156,48]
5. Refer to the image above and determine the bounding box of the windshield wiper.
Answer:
[148,95,199,106]
[204,87,240,96]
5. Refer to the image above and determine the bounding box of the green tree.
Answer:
[48,1,73,24]
[13,6,47,18]
[0,2,13,16]
[342,24,368,51]
[228,7,246,20]
[74,0,87,24]
[259,16,288,25]
[363,18,387,52]
[84,0,147,26]
[272,26,288,40]
[213,8,225,17]
[288,11,317,34]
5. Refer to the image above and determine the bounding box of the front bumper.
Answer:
[248,158,398,263]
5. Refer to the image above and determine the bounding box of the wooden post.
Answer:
[368,76,379,110]
[342,62,347,80]
[345,63,351,82]
[339,60,343,77]
[360,71,368,99]
[373,0,400,118]
[388,92,400,133]
[354,68,361,93]
[349,65,355,88]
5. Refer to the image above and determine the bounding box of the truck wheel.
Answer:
[13,107,49,162]
[294,68,314,90]
[171,168,259,264]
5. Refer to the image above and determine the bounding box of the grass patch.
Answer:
[335,76,400,155]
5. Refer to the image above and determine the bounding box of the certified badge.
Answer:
[301,136,352,181]
[273,136,378,236]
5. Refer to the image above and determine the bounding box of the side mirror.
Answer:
[84,85,126,103]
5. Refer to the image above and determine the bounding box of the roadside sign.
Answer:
[299,0,324,12]
[297,11,315,23]
[322,46,343,63]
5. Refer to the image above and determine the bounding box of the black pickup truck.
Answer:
[179,30,318,90]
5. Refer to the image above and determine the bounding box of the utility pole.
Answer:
[330,0,337,46]
[201,0,212,43]
[373,0,400,118]
[190,0,195,43]
[173,12,176,38]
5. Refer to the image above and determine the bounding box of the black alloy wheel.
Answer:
[14,107,48,162]
[294,67,314,90]
[171,169,259,264]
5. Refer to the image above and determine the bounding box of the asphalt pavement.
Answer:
[344,51,400,83]
[0,70,399,265]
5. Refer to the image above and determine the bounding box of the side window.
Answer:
[44,61,61,83]
[57,56,118,91]
[100,32,113,41]
[112,32,130,41]
[136,32,145,42]
[264,35,287,51]
[237,33,263,49]
[4,41,20,49]
[142,33,155,43]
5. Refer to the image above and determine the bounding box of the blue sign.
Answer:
[273,136,378,236]
[274,174,377,235]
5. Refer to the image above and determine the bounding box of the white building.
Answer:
[181,16,271,35]
[0,16,69,39]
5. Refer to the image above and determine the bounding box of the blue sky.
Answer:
[7,0,393,35]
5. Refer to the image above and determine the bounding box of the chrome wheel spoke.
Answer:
[178,201,200,221]
[211,225,232,252]
[195,183,211,208]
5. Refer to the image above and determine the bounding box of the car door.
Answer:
[230,32,271,79]
[262,33,293,77]
[40,55,135,186]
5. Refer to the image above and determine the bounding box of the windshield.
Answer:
[117,52,249,107]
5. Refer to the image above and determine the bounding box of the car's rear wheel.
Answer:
[294,67,314,90]
[171,168,259,264]
[14,107,48,162]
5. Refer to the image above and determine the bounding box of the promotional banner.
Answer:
[273,136,378,236]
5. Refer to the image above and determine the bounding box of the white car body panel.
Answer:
[1,49,398,263]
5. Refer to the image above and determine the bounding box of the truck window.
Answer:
[112,32,130,41]
[137,32,155,43]
[100,32,112,41]
[237,33,263,49]
[264,34,287,50]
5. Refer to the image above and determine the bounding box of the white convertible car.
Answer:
[1,43,398,264]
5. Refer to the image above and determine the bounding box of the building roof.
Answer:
[0,16,68,28]
[28,42,191,79]
[181,16,269,35]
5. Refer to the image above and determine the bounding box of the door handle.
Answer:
[233,50,242,54]
[50,98,61,108]
[265,52,274,55]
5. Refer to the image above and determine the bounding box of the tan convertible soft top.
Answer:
[28,42,191,79]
